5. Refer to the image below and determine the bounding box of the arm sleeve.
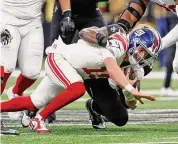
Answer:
[161,24,178,50]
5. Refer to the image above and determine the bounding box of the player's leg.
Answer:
[0,65,4,84]
[1,74,60,131]
[172,42,178,73]
[84,79,128,129]
[0,25,20,94]
[12,20,44,96]
[1,75,61,112]
[1,120,20,135]
[30,53,85,133]
[6,20,44,119]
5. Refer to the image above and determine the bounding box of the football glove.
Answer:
[1,29,13,45]
[60,10,75,38]
[96,33,108,47]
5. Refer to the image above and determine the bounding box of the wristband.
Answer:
[124,84,135,93]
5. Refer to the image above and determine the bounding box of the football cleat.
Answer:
[21,110,38,127]
[47,113,56,124]
[29,115,51,133]
[1,121,20,135]
[7,87,22,120]
[85,99,106,129]
[160,87,176,96]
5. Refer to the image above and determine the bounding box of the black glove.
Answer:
[60,10,75,38]
[96,33,108,47]
[1,29,13,45]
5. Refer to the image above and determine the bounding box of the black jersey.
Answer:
[70,0,109,15]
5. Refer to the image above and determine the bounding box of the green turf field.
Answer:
[2,124,178,144]
[1,77,178,144]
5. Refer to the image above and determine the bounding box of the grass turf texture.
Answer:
[2,124,178,144]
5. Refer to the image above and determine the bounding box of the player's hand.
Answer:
[96,33,108,47]
[125,99,138,110]
[1,29,13,45]
[124,89,156,110]
[131,89,156,104]
[60,10,75,38]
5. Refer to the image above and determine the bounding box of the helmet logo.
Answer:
[134,29,145,37]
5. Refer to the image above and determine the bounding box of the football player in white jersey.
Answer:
[0,25,160,133]
[0,0,44,119]
[151,0,178,73]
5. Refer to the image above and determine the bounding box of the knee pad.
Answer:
[112,114,128,127]
[21,68,41,80]
[4,66,15,73]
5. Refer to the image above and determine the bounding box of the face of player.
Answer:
[133,46,151,62]
[131,46,153,67]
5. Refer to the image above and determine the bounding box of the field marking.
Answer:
[155,137,178,140]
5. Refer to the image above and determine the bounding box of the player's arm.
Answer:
[108,0,150,34]
[104,56,155,109]
[161,0,178,50]
[58,0,71,12]
[176,0,178,5]
[79,27,108,47]
[79,25,126,46]
[105,57,132,90]
[161,24,178,50]
[58,0,75,38]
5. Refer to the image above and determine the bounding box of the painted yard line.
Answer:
[155,137,178,140]
[10,70,178,79]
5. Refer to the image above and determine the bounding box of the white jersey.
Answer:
[2,0,42,25]
[48,35,127,80]
[151,0,176,14]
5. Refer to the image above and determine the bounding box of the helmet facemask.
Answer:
[128,44,154,68]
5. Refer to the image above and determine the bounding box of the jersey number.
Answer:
[82,67,109,79]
